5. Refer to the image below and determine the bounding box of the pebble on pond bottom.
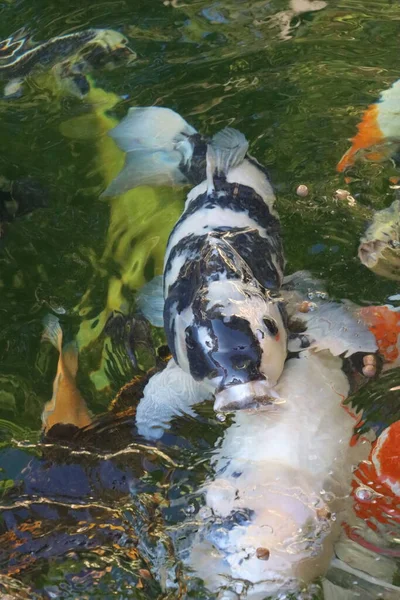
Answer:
[296,184,309,197]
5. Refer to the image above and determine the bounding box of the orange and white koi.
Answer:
[357,304,400,365]
[337,79,400,172]
[41,314,92,433]
[346,304,400,560]
[346,420,400,557]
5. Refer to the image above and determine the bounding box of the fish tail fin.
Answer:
[337,103,384,172]
[206,127,248,192]
[42,314,63,353]
[101,107,198,197]
[136,274,165,328]
[337,146,357,172]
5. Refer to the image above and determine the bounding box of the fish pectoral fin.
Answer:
[136,274,164,328]
[101,149,186,197]
[101,106,197,197]
[303,302,378,358]
[136,359,212,440]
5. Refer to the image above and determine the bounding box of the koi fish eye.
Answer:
[263,317,279,336]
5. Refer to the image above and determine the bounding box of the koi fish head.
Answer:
[167,235,288,412]
[179,279,288,413]
[81,29,137,68]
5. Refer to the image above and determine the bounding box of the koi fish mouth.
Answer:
[214,380,281,412]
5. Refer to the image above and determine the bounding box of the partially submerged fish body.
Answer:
[180,302,400,597]
[358,198,400,280]
[186,301,400,599]
[107,107,288,414]
[41,314,92,433]
[182,349,373,598]
[326,420,400,597]
[164,135,287,413]
[357,303,400,366]
[337,78,400,172]
[346,419,400,557]
[135,280,400,595]
[0,28,136,98]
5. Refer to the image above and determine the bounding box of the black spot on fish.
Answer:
[173,181,279,242]
[225,508,254,528]
[263,318,279,336]
[217,460,231,476]
[179,133,208,185]
[185,315,263,386]
[232,471,242,478]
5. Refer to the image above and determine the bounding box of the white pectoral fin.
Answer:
[301,302,377,357]
[101,149,187,197]
[136,275,164,328]
[109,106,197,153]
[135,359,212,440]
[282,269,325,295]
[101,106,197,197]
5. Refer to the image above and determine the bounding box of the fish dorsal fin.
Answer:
[206,127,248,193]
[211,127,248,174]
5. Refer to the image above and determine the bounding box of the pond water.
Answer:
[0,0,400,598]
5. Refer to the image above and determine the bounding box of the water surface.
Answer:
[0,0,400,597]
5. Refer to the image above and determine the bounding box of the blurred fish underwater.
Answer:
[0,27,136,98]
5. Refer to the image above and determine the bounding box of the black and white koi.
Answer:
[103,107,288,417]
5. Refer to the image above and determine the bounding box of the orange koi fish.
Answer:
[347,420,400,557]
[358,305,400,365]
[41,315,92,433]
[347,304,400,558]
[337,79,400,172]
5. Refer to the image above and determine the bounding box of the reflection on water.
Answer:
[0,0,400,597]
